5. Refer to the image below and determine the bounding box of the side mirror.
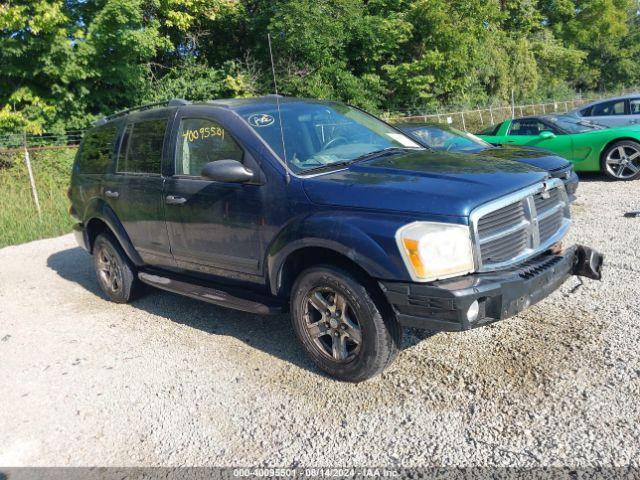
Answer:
[201,160,254,183]
[539,130,556,140]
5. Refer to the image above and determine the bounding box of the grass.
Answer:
[0,149,76,248]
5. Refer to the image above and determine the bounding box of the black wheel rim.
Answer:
[302,287,362,362]
[96,244,123,295]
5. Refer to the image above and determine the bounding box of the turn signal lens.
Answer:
[402,238,427,278]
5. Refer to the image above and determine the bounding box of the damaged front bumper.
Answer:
[379,245,603,332]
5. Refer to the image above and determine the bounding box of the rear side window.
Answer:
[77,124,118,174]
[630,99,640,114]
[176,118,243,176]
[117,119,167,174]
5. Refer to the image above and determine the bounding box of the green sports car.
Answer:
[477,116,640,180]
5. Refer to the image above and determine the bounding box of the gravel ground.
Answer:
[0,176,638,468]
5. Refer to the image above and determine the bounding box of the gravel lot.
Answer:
[0,176,638,467]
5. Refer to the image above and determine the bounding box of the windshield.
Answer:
[547,116,606,133]
[407,125,492,152]
[236,101,422,173]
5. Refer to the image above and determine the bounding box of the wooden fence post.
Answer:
[22,132,42,221]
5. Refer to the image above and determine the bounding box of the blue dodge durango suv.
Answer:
[69,96,603,381]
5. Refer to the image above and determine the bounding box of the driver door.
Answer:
[163,111,266,280]
[505,118,573,160]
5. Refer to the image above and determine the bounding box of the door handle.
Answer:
[165,195,187,205]
[105,190,119,199]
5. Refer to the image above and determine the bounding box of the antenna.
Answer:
[267,33,290,182]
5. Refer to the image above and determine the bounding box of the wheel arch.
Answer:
[266,215,410,298]
[83,199,144,266]
[599,137,640,162]
[275,246,395,320]
[275,246,376,297]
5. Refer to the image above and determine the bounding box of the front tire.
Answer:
[290,265,401,382]
[93,233,144,303]
[601,140,640,180]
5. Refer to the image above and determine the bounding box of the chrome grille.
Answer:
[470,179,570,271]
[477,201,526,237]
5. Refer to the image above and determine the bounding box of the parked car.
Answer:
[563,93,640,128]
[69,96,603,382]
[394,122,579,199]
[477,116,640,180]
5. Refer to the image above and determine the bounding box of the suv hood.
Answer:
[302,149,549,218]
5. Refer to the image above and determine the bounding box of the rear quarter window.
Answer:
[76,124,118,174]
[478,124,501,136]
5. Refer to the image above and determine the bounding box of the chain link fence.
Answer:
[385,98,596,132]
[2,89,637,155]
[0,89,637,235]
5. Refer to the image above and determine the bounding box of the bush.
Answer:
[0,148,76,247]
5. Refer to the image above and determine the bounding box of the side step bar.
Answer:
[138,272,285,315]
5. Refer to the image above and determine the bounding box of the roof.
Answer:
[568,93,640,113]
[206,95,343,112]
[94,95,343,125]
[206,94,284,108]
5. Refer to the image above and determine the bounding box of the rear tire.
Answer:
[601,140,640,180]
[93,233,144,303]
[290,265,402,382]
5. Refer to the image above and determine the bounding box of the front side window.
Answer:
[630,99,640,115]
[117,119,167,174]
[580,106,593,116]
[509,119,551,136]
[409,125,491,152]
[591,100,626,116]
[236,101,421,174]
[77,124,118,174]
[175,119,243,176]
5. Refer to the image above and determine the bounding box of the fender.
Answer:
[599,136,640,160]
[266,211,416,295]
[82,198,145,266]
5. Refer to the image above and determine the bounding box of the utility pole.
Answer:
[22,132,42,221]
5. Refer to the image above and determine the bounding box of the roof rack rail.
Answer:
[95,98,191,126]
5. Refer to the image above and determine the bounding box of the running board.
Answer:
[138,271,285,315]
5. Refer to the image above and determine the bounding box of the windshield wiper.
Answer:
[300,147,411,175]
[350,147,412,164]
[300,160,356,175]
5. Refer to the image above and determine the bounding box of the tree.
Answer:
[2,0,640,133]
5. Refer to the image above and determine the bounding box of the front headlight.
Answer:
[395,221,475,282]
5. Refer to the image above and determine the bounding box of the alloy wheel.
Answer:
[605,145,640,179]
[303,287,362,362]
[96,244,123,294]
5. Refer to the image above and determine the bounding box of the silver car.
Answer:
[564,93,640,127]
